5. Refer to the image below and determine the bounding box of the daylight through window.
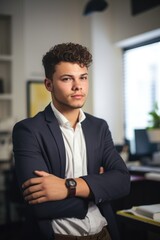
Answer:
[123,39,160,153]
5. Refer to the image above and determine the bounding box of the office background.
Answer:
[0,1,160,239]
[0,0,159,145]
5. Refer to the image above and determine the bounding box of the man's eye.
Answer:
[62,77,72,82]
[81,76,87,80]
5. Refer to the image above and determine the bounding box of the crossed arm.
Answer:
[22,167,105,204]
[22,170,91,204]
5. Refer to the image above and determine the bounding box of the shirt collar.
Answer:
[50,102,86,127]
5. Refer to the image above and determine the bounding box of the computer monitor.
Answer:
[134,129,157,156]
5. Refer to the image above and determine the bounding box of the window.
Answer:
[123,38,160,153]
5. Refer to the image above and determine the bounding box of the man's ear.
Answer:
[44,78,53,92]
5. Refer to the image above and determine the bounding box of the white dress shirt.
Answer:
[51,103,107,236]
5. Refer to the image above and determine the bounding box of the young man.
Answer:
[12,43,130,240]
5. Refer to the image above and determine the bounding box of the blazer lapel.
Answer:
[44,105,66,178]
[82,119,96,174]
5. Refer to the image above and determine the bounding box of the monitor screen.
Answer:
[134,129,157,156]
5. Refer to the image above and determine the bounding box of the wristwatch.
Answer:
[65,178,77,197]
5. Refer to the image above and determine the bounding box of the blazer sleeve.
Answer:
[81,119,130,205]
[12,121,88,220]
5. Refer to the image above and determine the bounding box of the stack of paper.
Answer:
[124,203,160,221]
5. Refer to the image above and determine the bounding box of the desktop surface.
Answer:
[128,164,160,174]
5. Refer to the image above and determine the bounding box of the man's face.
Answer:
[45,61,89,113]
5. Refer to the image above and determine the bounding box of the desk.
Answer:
[128,165,160,174]
[112,176,160,212]
[111,174,160,240]
[116,210,160,240]
[117,210,160,231]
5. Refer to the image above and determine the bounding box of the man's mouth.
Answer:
[71,94,85,99]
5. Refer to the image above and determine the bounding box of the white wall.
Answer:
[111,0,160,43]
[90,9,124,143]
[24,0,91,78]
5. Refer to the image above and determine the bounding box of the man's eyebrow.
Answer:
[81,73,88,76]
[60,74,73,77]
[60,73,88,77]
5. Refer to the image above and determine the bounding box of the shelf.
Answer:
[0,14,13,125]
[0,15,11,55]
[0,55,12,61]
[0,100,12,120]
[0,61,12,94]
[0,14,12,121]
[0,94,13,100]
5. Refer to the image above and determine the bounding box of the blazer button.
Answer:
[98,198,102,203]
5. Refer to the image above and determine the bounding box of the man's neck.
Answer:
[51,102,80,129]
[61,109,80,129]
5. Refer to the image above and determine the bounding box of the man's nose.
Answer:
[72,80,82,91]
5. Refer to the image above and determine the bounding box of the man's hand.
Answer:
[22,171,68,204]
[99,167,104,174]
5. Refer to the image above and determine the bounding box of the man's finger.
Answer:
[23,184,42,197]
[28,196,47,205]
[34,170,50,177]
[24,190,45,201]
[22,177,42,189]
[99,167,104,174]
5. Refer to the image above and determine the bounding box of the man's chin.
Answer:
[71,104,84,109]
[55,100,86,110]
[69,101,85,109]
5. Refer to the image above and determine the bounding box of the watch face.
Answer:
[66,178,77,188]
[69,179,76,187]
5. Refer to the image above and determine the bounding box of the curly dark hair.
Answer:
[42,42,92,79]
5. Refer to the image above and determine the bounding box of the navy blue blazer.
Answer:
[12,104,130,240]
